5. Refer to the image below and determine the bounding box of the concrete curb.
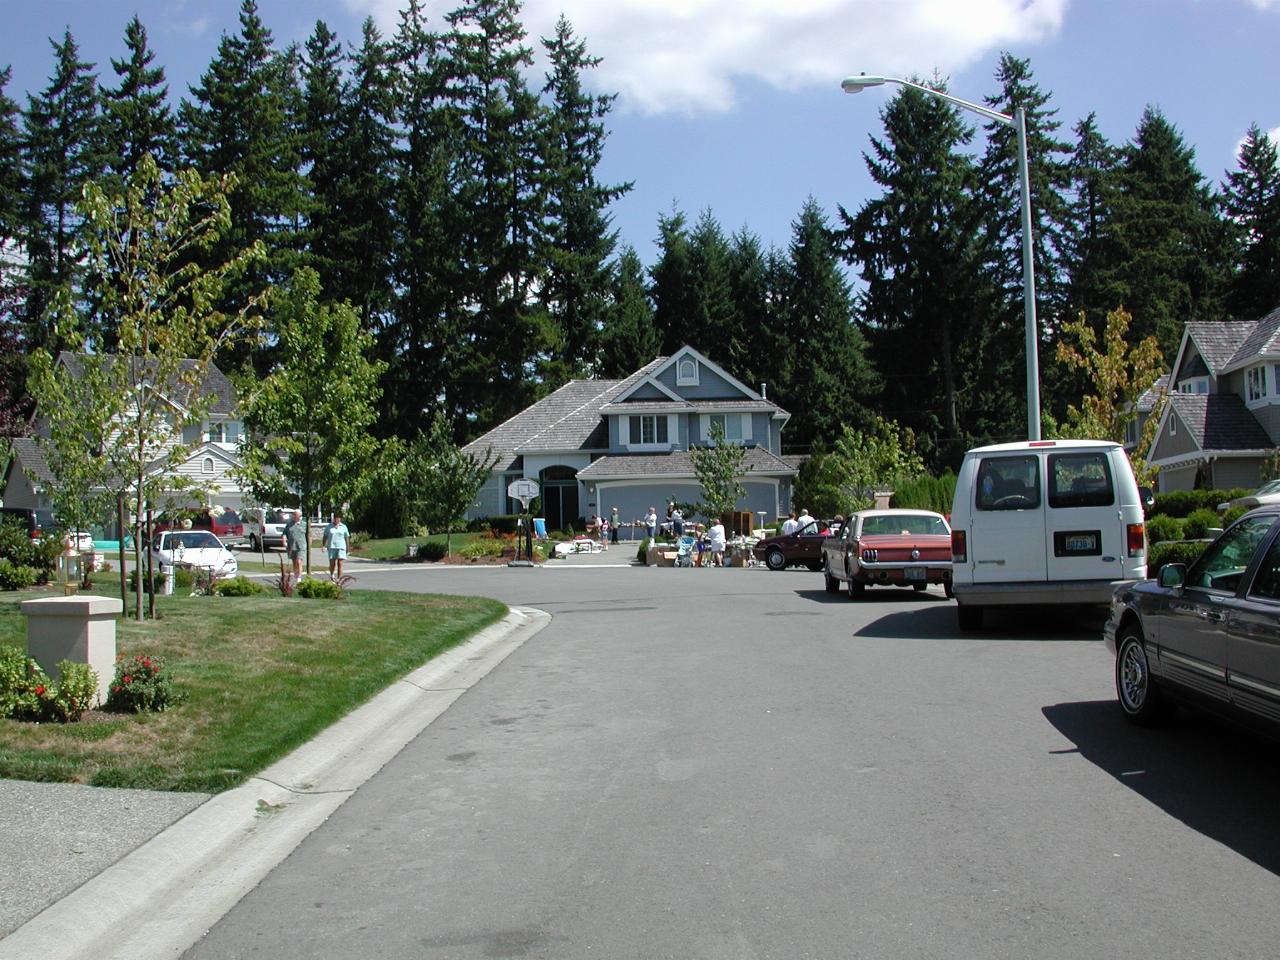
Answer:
[0,606,550,960]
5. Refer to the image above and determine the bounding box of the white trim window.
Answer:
[202,457,215,474]
[703,413,749,443]
[628,414,670,447]
[208,421,227,443]
[1248,366,1269,402]
[676,358,699,386]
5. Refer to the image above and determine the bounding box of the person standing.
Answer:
[323,512,350,581]
[782,510,799,536]
[671,505,684,537]
[644,506,658,541]
[284,509,307,578]
[610,506,620,544]
[708,518,727,567]
[796,507,816,529]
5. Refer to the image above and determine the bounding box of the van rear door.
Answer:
[1045,450,1123,582]
[968,453,1047,582]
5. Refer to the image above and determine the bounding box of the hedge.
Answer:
[1147,540,1210,580]
[1151,488,1250,519]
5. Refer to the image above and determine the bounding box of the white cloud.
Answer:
[350,0,1067,115]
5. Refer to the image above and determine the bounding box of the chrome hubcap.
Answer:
[1120,641,1147,709]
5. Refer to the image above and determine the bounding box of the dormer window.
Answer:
[676,358,699,386]
[208,421,226,443]
[1248,366,1269,402]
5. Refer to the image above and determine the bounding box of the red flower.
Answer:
[123,675,132,684]
[34,685,46,696]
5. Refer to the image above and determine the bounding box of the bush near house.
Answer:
[1148,540,1210,580]
[890,472,958,514]
[1183,508,1222,540]
[0,520,59,585]
[1144,513,1184,545]
[1151,488,1249,518]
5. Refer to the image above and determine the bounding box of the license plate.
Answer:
[905,567,926,581]
[1066,534,1097,552]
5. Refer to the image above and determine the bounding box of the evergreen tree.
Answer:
[598,244,658,377]
[22,30,103,349]
[440,0,550,436]
[779,198,877,452]
[298,19,346,286]
[686,210,736,359]
[841,80,985,461]
[724,228,783,393]
[538,15,630,383]
[0,68,24,250]
[1221,124,1280,320]
[385,0,455,438]
[101,16,177,184]
[1100,107,1228,359]
[179,0,306,368]
[650,207,696,353]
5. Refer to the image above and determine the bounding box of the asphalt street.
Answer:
[162,561,1280,960]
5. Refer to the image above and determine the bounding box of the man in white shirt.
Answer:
[708,519,727,566]
[796,508,816,530]
[781,510,799,536]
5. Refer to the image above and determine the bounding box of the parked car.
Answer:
[821,509,953,598]
[147,529,239,580]
[154,507,246,546]
[243,507,292,551]
[753,518,838,571]
[1217,479,1280,513]
[1105,505,1280,733]
[950,439,1149,630]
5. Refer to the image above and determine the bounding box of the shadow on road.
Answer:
[852,603,1105,641]
[1043,699,1280,875]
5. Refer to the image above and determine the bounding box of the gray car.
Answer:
[1105,505,1280,733]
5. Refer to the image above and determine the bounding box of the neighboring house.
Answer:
[462,346,797,530]
[1146,308,1280,491]
[1123,373,1169,454]
[1,353,252,531]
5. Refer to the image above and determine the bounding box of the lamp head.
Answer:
[841,75,888,94]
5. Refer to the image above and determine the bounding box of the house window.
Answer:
[1248,366,1269,402]
[629,415,669,446]
[676,358,698,386]
[208,422,226,443]
[707,414,743,442]
[202,457,215,474]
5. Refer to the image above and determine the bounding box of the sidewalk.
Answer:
[0,607,549,959]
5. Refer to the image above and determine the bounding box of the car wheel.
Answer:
[823,560,839,593]
[944,580,954,600]
[765,548,786,571]
[846,575,865,599]
[249,534,260,551]
[912,582,927,592]
[957,604,983,630]
[1115,625,1171,726]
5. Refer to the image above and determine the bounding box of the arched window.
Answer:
[676,358,698,386]
[202,457,215,475]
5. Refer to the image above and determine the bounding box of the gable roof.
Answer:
[1175,322,1255,381]
[6,438,55,490]
[1163,393,1273,453]
[611,345,765,407]
[57,352,238,415]
[463,359,666,469]
[1223,305,1280,372]
[1136,373,1169,413]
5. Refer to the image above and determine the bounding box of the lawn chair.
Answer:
[675,534,697,567]
[532,517,548,540]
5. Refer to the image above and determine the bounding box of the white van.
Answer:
[949,439,1148,629]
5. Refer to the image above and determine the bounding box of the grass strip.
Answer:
[0,589,506,792]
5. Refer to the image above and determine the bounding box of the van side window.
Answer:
[975,456,1040,511]
[1048,453,1114,508]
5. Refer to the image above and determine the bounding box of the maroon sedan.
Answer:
[753,519,839,571]
[821,509,953,598]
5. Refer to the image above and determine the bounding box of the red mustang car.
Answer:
[821,509,953,598]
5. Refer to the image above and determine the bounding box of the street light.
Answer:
[841,74,1041,441]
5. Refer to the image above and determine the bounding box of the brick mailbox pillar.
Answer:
[21,595,123,707]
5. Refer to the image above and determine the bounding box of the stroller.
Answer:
[675,534,698,567]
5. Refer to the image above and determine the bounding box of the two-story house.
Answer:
[2,353,252,533]
[1146,307,1280,491]
[462,346,797,530]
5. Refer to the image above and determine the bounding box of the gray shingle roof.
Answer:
[1136,373,1169,412]
[1226,305,1280,369]
[463,359,667,468]
[7,437,54,487]
[57,352,237,415]
[1167,393,1274,452]
[576,446,797,480]
[1183,322,1256,376]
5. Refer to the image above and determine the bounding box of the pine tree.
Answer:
[779,198,877,452]
[179,0,306,368]
[841,79,984,460]
[686,210,736,360]
[0,68,24,251]
[1221,124,1280,320]
[1101,107,1229,359]
[538,15,630,383]
[440,0,549,436]
[724,228,782,393]
[598,244,658,377]
[299,19,346,285]
[101,16,177,184]
[22,30,103,349]
[650,207,696,353]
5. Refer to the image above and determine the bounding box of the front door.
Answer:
[539,468,579,532]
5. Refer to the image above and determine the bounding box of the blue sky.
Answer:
[6,0,1280,264]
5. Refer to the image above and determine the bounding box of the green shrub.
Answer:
[45,661,99,722]
[106,654,179,713]
[1183,508,1222,540]
[1151,488,1250,518]
[0,646,44,719]
[128,566,194,593]
[297,576,341,599]
[459,538,505,558]
[1144,514,1184,545]
[214,575,265,597]
[1,648,100,722]
[1148,540,1210,580]
[347,530,370,551]
[0,558,38,590]
[0,519,59,583]
[637,537,650,563]
[890,471,958,514]
[417,541,447,562]
[1222,506,1249,527]
[486,515,520,535]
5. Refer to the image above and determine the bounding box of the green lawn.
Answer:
[349,531,485,561]
[0,587,506,792]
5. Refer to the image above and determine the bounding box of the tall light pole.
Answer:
[841,74,1041,441]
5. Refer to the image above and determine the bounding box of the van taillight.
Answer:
[1127,522,1145,557]
[951,529,967,563]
